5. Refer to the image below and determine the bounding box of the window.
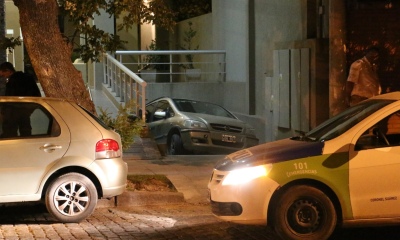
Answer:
[306,99,393,141]
[145,102,158,123]
[0,102,60,139]
[356,111,400,150]
[153,100,174,122]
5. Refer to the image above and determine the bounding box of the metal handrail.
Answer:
[116,50,226,55]
[116,50,226,83]
[103,53,147,121]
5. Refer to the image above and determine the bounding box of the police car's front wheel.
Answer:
[272,185,337,240]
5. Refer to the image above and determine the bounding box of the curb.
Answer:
[97,190,185,208]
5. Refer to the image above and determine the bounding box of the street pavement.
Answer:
[1,153,400,239]
[0,201,280,240]
[0,153,282,240]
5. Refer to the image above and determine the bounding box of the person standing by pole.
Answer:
[346,47,381,107]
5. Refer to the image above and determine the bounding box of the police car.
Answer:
[208,92,400,240]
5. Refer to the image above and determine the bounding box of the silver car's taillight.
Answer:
[95,139,121,159]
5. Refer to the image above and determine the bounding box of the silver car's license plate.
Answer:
[222,134,236,143]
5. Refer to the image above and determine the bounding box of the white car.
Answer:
[0,97,127,223]
[208,92,400,239]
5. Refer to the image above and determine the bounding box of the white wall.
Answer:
[210,0,307,142]
[254,0,306,142]
[255,0,305,78]
[145,82,224,104]
[92,10,115,90]
[141,24,155,50]
[213,1,249,83]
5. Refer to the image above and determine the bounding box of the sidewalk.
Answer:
[97,153,223,208]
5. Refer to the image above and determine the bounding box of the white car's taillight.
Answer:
[95,139,121,159]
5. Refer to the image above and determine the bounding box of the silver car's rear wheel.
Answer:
[45,173,98,223]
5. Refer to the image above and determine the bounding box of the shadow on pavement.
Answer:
[0,203,57,224]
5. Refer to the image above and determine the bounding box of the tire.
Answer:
[168,133,184,155]
[272,185,337,240]
[45,173,98,223]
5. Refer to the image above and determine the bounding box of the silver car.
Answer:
[0,97,127,223]
[144,97,259,155]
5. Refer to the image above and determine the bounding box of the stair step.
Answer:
[123,137,163,160]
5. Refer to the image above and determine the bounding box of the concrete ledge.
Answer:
[97,190,184,208]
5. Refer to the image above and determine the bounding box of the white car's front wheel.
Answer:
[272,185,337,240]
[45,173,98,223]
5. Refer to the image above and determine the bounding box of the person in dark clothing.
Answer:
[0,62,41,97]
[0,62,41,137]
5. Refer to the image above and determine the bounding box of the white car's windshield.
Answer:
[302,99,394,141]
[173,99,236,119]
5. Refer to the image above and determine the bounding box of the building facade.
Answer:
[4,0,400,144]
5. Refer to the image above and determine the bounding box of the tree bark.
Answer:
[12,0,95,113]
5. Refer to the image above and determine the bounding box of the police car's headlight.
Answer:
[222,164,272,186]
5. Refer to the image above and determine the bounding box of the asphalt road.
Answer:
[1,202,400,239]
[1,154,400,239]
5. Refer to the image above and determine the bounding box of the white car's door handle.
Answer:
[40,144,62,153]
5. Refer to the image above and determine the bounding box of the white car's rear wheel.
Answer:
[45,173,98,223]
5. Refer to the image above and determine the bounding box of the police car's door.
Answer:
[349,111,400,219]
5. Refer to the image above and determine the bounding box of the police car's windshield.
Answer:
[304,99,394,141]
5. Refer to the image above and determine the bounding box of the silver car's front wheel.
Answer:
[168,133,184,155]
[45,173,98,223]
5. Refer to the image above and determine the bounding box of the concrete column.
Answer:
[329,0,347,116]
[93,10,115,90]
[212,0,250,114]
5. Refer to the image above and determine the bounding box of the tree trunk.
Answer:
[12,0,95,114]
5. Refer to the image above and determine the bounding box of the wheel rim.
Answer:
[287,198,323,234]
[169,138,176,154]
[53,181,90,216]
